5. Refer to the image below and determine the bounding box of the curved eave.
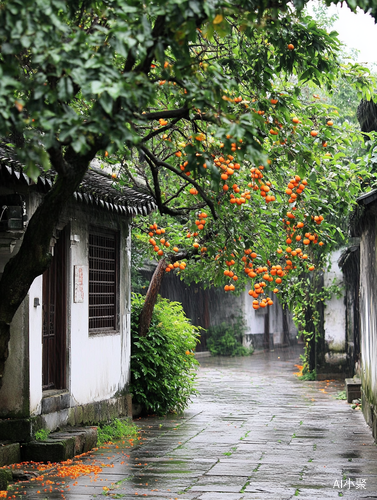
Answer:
[0,149,157,216]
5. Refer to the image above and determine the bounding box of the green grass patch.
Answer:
[34,429,50,441]
[97,418,139,446]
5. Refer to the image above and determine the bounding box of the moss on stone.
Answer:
[0,468,12,490]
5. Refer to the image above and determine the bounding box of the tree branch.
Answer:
[140,145,218,220]
[139,105,190,121]
[191,113,220,125]
[138,257,166,337]
[143,155,188,217]
[165,183,189,204]
[47,145,69,175]
[124,15,167,74]
[136,15,166,74]
[141,116,182,143]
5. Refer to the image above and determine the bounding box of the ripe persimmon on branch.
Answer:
[126,8,376,313]
[0,0,376,376]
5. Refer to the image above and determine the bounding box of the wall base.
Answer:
[244,333,274,351]
[0,393,132,446]
[21,427,98,463]
[362,389,377,441]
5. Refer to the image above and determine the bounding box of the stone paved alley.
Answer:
[8,347,377,499]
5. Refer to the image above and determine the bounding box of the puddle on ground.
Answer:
[339,452,361,459]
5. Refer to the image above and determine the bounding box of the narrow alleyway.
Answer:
[9,346,377,499]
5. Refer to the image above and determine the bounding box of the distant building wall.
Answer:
[242,291,297,351]
[358,204,377,437]
[324,249,346,350]
[139,265,298,351]
[322,248,348,373]
[339,244,360,377]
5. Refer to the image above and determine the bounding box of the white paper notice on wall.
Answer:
[74,265,85,303]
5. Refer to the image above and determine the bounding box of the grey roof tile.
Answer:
[0,145,156,216]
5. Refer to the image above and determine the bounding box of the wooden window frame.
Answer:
[88,226,120,334]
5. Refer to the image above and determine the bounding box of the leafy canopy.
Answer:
[0,0,376,306]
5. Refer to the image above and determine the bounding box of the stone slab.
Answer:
[0,418,32,442]
[346,378,362,403]
[20,426,98,463]
[0,441,20,466]
[5,347,377,500]
[41,391,70,415]
[21,436,76,462]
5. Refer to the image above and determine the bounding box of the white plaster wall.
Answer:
[27,193,50,414]
[120,225,131,388]
[359,224,377,412]
[68,218,130,406]
[287,312,298,337]
[29,276,43,415]
[269,300,284,345]
[243,289,265,335]
[243,288,297,344]
[324,248,346,351]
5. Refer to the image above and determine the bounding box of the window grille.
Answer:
[89,228,119,332]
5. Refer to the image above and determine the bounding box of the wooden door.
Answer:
[42,227,67,390]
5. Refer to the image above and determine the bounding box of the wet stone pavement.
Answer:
[9,346,377,499]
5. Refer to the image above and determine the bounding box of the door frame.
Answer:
[42,226,68,390]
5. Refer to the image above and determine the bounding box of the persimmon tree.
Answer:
[0,0,376,382]
[126,16,376,337]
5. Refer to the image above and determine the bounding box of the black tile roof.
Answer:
[0,145,156,216]
[357,189,377,206]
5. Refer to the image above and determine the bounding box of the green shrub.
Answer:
[206,316,253,357]
[97,418,139,446]
[130,293,200,415]
[336,390,347,400]
[298,369,317,381]
[34,429,50,441]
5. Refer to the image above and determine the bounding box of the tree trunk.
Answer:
[0,146,99,387]
[282,304,290,346]
[138,258,166,337]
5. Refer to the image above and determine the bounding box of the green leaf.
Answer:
[57,77,74,101]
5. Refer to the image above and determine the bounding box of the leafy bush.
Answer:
[298,369,317,381]
[34,429,50,441]
[130,293,200,415]
[336,391,347,400]
[206,316,253,357]
[97,418,139,446]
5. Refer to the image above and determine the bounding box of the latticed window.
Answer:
[88,227,119,332]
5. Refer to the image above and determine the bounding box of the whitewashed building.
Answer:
[0,146,155,437]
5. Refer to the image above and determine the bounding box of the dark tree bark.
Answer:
[0,144,101,387]
[138,258,166,337]
[282,304,290,346]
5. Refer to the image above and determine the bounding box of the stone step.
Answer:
[20,426,97,463]
[345,377,362,403]
[0,418,33,443]
[0,442,20,467]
